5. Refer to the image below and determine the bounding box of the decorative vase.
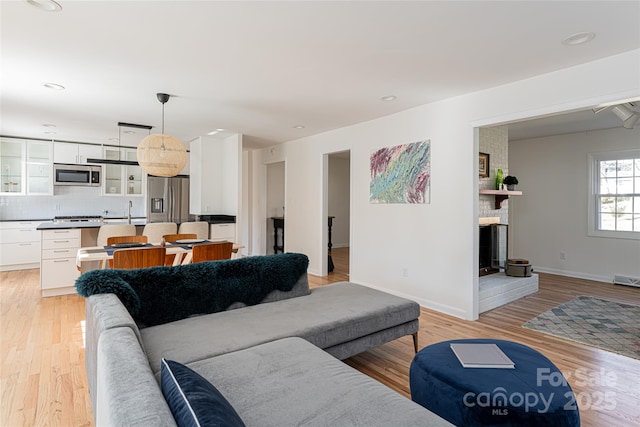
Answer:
[507,184,515,191]
[495,169,504,190]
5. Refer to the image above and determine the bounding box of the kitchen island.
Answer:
[36,219,146,297]
[35,217,239,297]
[35,218,147,231]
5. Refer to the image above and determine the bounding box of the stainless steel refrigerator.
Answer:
[147,175,190,223]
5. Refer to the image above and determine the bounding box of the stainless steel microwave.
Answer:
[54,164,101,186]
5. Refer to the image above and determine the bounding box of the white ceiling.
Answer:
[1,1,639,149]
[508,101,640,141]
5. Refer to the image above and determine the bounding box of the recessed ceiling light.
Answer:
[123,130,135,134]
[44,131,57,135]
[561,32,595,46]
[26,0,62,12]
[108,138,119,142]
[43,82,65,90]
[293,125,305,129]
[42,123,56,127]
[381,95,397,101]
[207,130,219,135]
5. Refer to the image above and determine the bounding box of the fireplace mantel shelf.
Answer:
[479,189,523,209]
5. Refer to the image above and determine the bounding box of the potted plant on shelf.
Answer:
[504,175,518,191]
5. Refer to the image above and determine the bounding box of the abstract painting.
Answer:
[370,140,431,204]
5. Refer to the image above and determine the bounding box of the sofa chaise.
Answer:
[77,253,451,426]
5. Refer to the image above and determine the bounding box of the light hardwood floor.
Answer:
[1,248,638,426]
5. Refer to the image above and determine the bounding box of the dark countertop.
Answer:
[194,214,236,224]
[38,221,119,230]
[13,216,235,229]
[1,218,51,222]
[36,219,147,230]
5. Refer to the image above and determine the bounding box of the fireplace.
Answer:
[479,224,507,276]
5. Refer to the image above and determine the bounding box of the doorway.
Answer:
[326,151,351,278]
[266,161,285,254]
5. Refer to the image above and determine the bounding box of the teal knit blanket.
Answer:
[75,253,309,327]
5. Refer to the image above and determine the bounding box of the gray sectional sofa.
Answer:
[78,253,451,426]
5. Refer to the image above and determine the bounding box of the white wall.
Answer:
[189,134,240,216]
[249,50,640,320]
[509,127,640,282]
[328,155,350,248]
[221,134,241,216]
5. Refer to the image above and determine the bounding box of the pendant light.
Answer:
[137,93,187,177]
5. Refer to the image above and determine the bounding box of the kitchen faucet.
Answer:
[128,200,132,224]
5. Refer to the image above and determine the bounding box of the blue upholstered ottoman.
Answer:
[409,339,580,427]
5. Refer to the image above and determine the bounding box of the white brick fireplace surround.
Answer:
[479,273,539,313]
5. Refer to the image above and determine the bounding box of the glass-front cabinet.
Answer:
[1,139,24,194]
[26,141,53,195]
[103,147,144,196]
[0,138,53,195]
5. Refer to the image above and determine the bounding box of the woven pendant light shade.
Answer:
[137,133,187,177]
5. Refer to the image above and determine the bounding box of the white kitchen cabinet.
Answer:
[180,153,190,175]
[40,229,81,296]
[26,141,53,195]
[103,147,144,197]
[1,139,24,194]
[189,134,240,215]
[210,223,236,241]
[1,139,53,195]
[0,221,41,271]
[54,142,103,164]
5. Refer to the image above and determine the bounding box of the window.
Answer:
[588,150,640,239]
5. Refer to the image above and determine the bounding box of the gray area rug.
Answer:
[522,296,640,359]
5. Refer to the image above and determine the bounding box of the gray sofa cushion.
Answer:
[186,337,453,427]
[96,327,177,427]
[142,282,420,373]
[85,293,144,412]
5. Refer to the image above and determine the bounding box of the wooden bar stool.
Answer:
[162,233,197,265]
[112,247,166,270]
[105,236,148,268]
[191,242,233,263]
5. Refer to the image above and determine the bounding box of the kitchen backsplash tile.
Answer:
[0,187,145,220]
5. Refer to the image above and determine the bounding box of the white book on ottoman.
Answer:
[450,343,515,369]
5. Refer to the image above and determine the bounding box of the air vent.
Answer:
[613,274,640,287]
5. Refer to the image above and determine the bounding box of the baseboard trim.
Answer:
[353,280,469,320]
[307,267,322,276]
[42,286,76,297]
[532,267,610,284]
[0,263,39,272]
[331,243,349,249]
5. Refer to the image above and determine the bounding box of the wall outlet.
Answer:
[560,251,566,260]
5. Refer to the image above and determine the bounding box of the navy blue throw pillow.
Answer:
[161,359,245,427]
